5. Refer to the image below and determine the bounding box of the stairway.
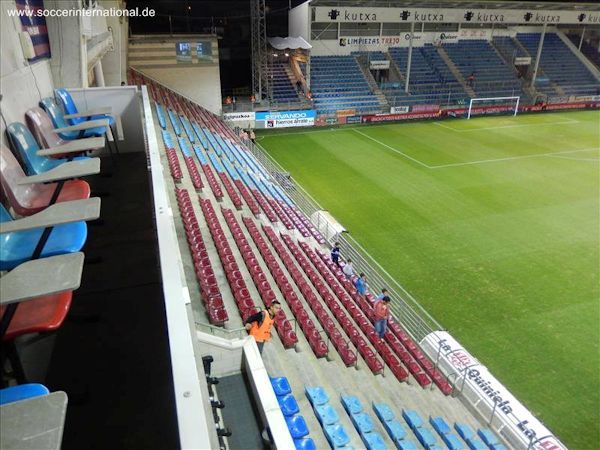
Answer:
[437,47,476,97]
[354,55,391,111]
[386,51,406,82]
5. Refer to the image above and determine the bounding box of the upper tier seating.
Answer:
[386,45,468,106]
[517,33,599,96]
[442,40,525,99]
[566,34,600,69]
[269,61,301,104]
[310,55,382,114]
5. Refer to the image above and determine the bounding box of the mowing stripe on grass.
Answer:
[433,119,580,132]
[352,128,432,168]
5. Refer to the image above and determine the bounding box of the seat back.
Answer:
[55,88,84,125]
[0,146,40,211]
[6,122,50,175]
[25,106,65,148]
[0,202,13,223]
[40,97,79,140]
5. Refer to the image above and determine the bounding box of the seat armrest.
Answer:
[54,119,109,133]
[0,198,101,233]
[0,253,84,305]
[37,137,105,156]
[17,159,100,185]
[63,107,112,119]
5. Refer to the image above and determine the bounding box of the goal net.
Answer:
[467,96,520,119]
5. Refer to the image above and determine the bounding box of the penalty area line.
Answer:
[430,147,600,169]
[351,129,432,169]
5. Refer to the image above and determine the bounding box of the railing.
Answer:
[245,139,444,342]
[195,321,249,340]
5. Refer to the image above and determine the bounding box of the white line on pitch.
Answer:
[430,147,600,169]
[352,129,432,168]
[545,154,600,162]
[432,121,459,131]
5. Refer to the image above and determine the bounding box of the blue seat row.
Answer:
[270,377,315,450]
[341,395,386,450]
[305,386,353,449]
[373,402,418,450]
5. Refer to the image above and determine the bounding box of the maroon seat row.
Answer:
[246,182,279,223]
[261,224,357,365]
[278,233,387,376]
[234,179,260,216]
[174,188,228,325]
[295,241,415,383]
[243,219,330,358]
[198,197,263,324]
[219,207,297,349]
[183,155,203,191]
[199,161,223,201]
[314,248,453,394]
[216,170,242,210]
[165,148,183,182]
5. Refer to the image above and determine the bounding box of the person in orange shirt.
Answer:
[244,301,282,353]
[373,295,391,339]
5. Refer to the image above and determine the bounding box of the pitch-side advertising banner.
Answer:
[224,112,256,122]
[316,7,600,25]
[421,331,567,450]
[256,110,316,128]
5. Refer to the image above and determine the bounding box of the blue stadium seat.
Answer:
[384,420,407,441]
[414,427,438,448]
[363,431,386,450]
[0,384,49,405]
[341,395,363,415]
[373,402,395,422]
[6,122,89,175]
[55,88,115,127]
[429,416,451,435]
[402,409,423,430]
[294,437,317,450]
[454,423,474,441]
[477,428,500,448]
[286,415,310,439]
[442,433,465,450]
[277,394,300,417]
[315,403,340,426]
[40,98,108,140]
[270,376,291,396]
[324,423,351,448]
[466,438,488,450]
[0,204,87,271]
[305,386,329,406]
[397,439,419,450]
[351,412,375,434]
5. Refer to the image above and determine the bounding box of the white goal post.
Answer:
[467,96,520,119]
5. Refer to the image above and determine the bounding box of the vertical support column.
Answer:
[579,27,586,51]
[93,61,106,87]
[404,21,415,94]
[530,24,546,88]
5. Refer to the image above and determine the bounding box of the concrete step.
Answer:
[437,47,476,97]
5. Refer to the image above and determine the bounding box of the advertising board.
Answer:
[256,110,316,128]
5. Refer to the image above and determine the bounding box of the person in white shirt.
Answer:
[343,259,354,279]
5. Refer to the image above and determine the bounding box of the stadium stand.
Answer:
[269,60,302,104]
[311,55,382,114]
[566,34,600,69]
[442,40,526,99]
[517,33,599,96]
[385,45,469,106]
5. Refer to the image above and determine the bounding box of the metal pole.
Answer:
[431,340,443,390]
[579,27,586,51]
[489,398,499,425]
[405,21,414,93]
[530,24,546,88]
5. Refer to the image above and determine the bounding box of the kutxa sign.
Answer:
[316,7,600,25]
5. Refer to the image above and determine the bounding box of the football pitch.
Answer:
[257,111,600,449]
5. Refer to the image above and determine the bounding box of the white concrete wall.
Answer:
[139,66,223,115]
[98,0,128,86]
[289,2,311,42]
[0,0,55,147]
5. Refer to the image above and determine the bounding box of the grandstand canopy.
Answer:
[268,36,312,50]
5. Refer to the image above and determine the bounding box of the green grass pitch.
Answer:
[257,111,600,449]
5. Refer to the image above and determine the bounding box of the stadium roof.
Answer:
[308,1,600,11]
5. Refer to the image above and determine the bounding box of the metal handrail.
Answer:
[195,321,248,340]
